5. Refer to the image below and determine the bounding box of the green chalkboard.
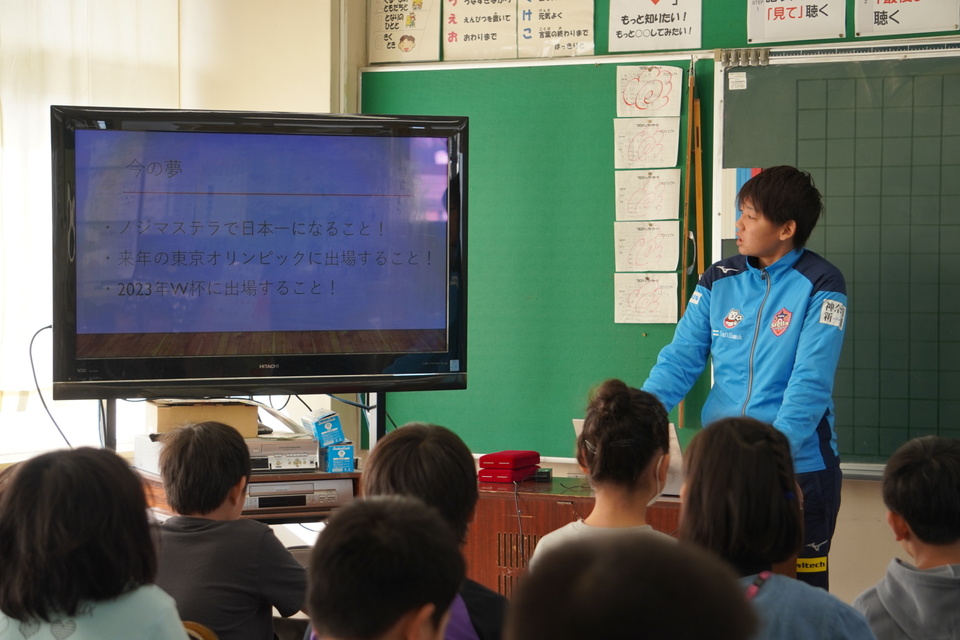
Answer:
[722,54,960,463]
[362,61,714,457]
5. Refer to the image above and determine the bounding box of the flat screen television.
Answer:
[51,106,467,401]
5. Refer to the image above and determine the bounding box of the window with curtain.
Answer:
[0,0,179,459]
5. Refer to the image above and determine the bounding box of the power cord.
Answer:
[29,325,72,449]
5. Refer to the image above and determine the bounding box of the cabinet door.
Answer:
[464,491,593,597]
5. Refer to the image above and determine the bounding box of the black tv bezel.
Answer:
[51,105,467,401]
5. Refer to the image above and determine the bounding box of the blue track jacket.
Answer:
[642,248,847,473]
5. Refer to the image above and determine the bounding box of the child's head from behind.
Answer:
[505,534,757,640]
[679,417,802,574]
[737,165,823,248]
[577,379,669,489]
[361,422,478,543]
[308,495,465,640]
[159,421,251,516]
[0,447,156,621]
[883,435,960,546]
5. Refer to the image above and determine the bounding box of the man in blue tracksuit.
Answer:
[642,166,847,590]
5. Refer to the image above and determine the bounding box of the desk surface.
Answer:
[478,476,681,502]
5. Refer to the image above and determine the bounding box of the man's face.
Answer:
[736,198,795,268]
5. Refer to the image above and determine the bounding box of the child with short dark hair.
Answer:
[853,436,960,639]
[0,448,187,639]
[307,496,465,640]
[505,534,757,640]
[155,421,306,640]
[361,422,506,640]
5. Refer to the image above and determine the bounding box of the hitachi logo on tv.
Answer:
[259,363,280,369]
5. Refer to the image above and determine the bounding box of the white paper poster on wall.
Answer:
[615,169,681,221]
[609,0,702,53]
[747,0,847,43]
[614,272,678,324]
[614,220,680,272]
[518,0,595,58]
[444,0,518,61]
[368,0,442,64]
[616,65,684,118]
[613,118,680,169]
[855,0,959,37]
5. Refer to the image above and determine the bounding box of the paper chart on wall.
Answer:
[444,0,518,61]
[613,118,680,169]
[614,273,678,324]
[368,0,442,63]
[614,220,680,272]
[615,169,681,221]
[616,66,684,119]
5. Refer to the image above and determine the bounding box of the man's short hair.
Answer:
[159,421,251,515]
[883,435,960,545]
[505,535,757,640]
[361,422,478,543]
[737,165,823,248]
[308,496,465,639]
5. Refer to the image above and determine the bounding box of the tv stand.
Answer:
[102,398,117,450]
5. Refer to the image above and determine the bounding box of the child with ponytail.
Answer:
[527,378,673,570]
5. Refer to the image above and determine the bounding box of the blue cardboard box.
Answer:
[301,409,347,447]
[321,441,355,473]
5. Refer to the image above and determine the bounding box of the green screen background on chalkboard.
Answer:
[723,57,960,463]
[362,62,714,457]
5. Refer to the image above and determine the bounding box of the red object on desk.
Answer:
[477,465,540,483]
[478,450,540,469]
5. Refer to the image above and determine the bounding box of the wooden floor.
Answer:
[77,329,446,357]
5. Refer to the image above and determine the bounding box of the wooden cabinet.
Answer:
[462,478,680,598]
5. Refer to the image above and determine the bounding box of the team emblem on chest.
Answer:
[723,309,744,329]
[771,308,792,336]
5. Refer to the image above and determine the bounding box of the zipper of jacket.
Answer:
[742,268,771,416]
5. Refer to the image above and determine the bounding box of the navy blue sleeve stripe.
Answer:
[794,251,846,296]
[698,254,748,292]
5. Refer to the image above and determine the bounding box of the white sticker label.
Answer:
[820,299,846,330]
[728,72,747,91]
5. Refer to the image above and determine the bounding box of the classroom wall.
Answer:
[179,0,338,112]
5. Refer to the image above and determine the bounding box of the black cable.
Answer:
[267,395,291,411]
[512,480,527,567]
[294,394,313,413]
[325,394,374,411]
[29,325,72,449]
[384,410,398,430]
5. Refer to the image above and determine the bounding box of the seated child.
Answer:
[853,435,960,640]
[504,533,757,640]
[360,422,507,640]
[528,378,674,570]
[679,417,876,640]
[0,448,187,639]
[155,421,306,640]
[307,495,466,640]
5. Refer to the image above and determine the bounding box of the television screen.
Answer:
[51,106,467,400]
